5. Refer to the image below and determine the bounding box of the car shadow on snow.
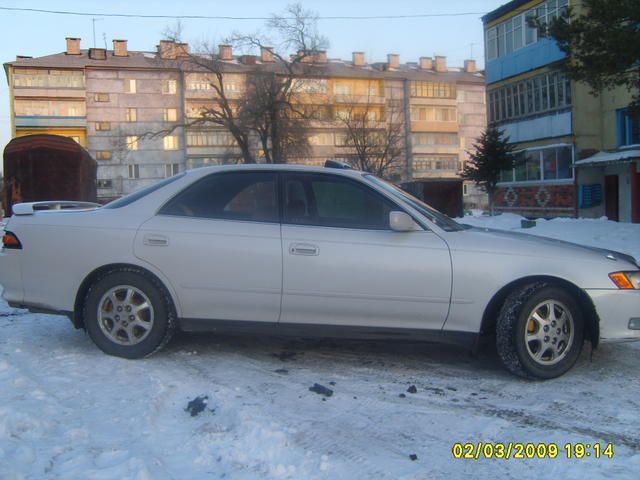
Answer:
[163,330,511,379]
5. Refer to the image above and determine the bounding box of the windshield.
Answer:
[363,174,464,232]
[103,173,186,209]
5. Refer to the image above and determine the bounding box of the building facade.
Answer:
[483,0,639,222]
[4,37,487,210]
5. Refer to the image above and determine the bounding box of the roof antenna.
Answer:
[92,17,103,47]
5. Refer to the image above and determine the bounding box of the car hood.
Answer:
[447,226,639,269]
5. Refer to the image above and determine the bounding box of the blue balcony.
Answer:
[15,116,87,128]
[486,38,566,84]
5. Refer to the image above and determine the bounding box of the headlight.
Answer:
[609,271,640,289]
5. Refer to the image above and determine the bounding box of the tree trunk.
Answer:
[488,190,495,216]
[239,142,255,164]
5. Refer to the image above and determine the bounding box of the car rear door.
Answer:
[279,172,452,330]
[133,171,282,323]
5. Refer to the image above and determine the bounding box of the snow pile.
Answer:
[460,213,640,263]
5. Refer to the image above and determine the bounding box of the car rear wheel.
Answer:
[496,283,584,379]
[83,268,176,359]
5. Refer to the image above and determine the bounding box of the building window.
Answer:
[162,79,177,94]
[413,155,459,172]
[186,74,213,90]
[333,83,352,95]
[488,71,571,124]
[94,93,109,102]
[164,108,178,122]
[126,136,139,151]
[13,68,84,88]
[124,79,137,93]
[128,164,140,179]
[292,79,329,94]
[14,100,85,117]
[616,108,640,147]
[486,0,569,61]
[186,157,224,169]
[96,151,112,160]
[186,130,236,147]
[95,121,111,131]
[308,132,334,146]
[125,108,137,122]
[463,184,469,195]
[163,135,179,150]
[410,106,457,122]
[97,179,113,189]
[499,145,573,183]
[412,133,458,147]
[410,82,456,98]
[165,163,180,177]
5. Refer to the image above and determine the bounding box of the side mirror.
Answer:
[389,211,420,232]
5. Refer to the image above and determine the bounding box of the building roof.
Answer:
[482,0,540,24]
[4,48,484,84]
[574,148,640,167]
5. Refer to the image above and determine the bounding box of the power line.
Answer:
[0,5,488,20]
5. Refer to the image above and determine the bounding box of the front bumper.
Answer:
[585,289,640,343]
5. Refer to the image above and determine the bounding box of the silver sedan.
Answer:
[1,163,639,379]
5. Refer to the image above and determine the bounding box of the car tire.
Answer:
[83,268,176,359]
[496,282,584,379]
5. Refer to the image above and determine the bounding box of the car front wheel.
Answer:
[83,268,176,359]
[496,283,584,379]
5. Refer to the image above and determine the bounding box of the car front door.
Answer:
[279,172,452,330]
[134,171,282,322]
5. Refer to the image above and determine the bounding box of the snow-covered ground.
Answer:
[1,215,639,479]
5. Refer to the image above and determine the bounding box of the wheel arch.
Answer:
[72,263,179,329]
[479,275,600,347]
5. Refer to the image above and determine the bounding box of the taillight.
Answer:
[2,231,22,250]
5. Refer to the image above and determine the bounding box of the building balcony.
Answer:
[12,87,86,99]
[411,121,458,133]
[332,94,386,104]
[14,116,87,128]
[485,38,566,84]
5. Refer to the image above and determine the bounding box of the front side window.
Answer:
[160,172,278,223]
[283,173,394,230]
[364,174,463,232]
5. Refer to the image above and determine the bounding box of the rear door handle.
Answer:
[289,243,319,256]
[143,234,169,246]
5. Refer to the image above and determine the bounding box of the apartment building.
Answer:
[483,0,639,222]
[4,37,486,210]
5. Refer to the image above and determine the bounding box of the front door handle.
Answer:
[143,234,169,246]
[289,243,319,256]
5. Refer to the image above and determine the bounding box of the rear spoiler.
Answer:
[13,201,102,216]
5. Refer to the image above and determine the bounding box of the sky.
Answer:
[0,0,507,159]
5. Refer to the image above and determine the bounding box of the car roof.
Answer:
[183,163,367,179]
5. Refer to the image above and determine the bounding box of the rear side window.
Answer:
[283,173,394,230]
[159,171,278,223]
[104,173,186,209]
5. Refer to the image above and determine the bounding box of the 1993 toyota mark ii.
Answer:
[1,163,639,379]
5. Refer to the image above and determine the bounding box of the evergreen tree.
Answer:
[547,0,640,111]
[461,128,514,216]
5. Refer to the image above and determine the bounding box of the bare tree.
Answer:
[151,3,328,164]
[336,83,406,178]
[227,3,329,163]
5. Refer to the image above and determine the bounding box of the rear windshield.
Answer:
[103,173,186,209]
